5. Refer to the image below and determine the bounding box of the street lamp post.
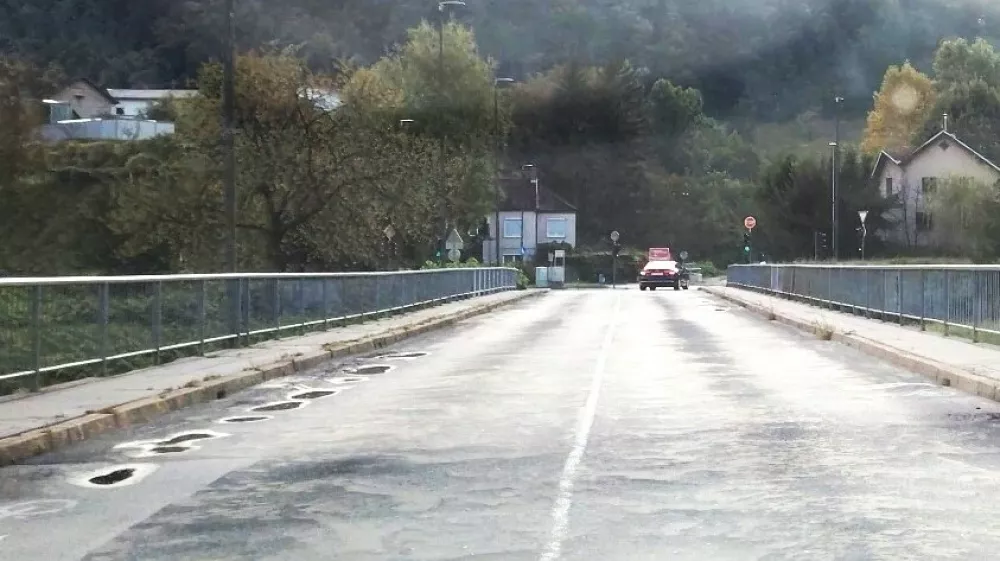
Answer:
[829,141,839,261]
[832,95,844,261]
[493,77,515,266]
[222,0,239,342]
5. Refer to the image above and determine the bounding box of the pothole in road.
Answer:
[251,400,307,412]
[147,446,190,455]
[90,468,134,485]
[289,390,338,400]
[71,464,158,489]
[159,433,216,446]
[354,364,395,375]
[114,430,228,452]
[218,415,273,424]
[376,351,429,360]
[948,412,1000,422]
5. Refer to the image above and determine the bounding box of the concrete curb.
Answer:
[0,290,543,466]
[701,287,1000,402]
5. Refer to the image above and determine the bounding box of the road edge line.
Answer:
[0,290,544,466]
[701,287,1000,402]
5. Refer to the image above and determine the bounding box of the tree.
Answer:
[345,21,498,245]
[911,38,1000,162]
[860,62,936,155]
[109,51,440,272]
[925,177,1000,261]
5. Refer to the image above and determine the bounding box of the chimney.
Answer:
[943,113,949,132]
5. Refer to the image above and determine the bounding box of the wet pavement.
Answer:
[4,288,1000,560]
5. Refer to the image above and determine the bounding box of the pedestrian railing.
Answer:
[727,264,1000,341]
[0,268,518,391]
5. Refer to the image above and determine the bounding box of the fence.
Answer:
[727,264,1000,341]
[0,268,517,391]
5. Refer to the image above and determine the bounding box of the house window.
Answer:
[921,177,938,196]
[503,218,522,238]
[502,253,523,265]
[884,177,893,197]
[546,218,567,239]
[916,211,933,231]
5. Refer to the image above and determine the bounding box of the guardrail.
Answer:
[727,264,1000,341]
[0,268,517,391]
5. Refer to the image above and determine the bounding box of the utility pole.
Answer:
[830,141,838,262]
[493,77,514,266]
[832,95,844,261]
[222,0,239,342]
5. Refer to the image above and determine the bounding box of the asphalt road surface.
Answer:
[4,288,1000,560]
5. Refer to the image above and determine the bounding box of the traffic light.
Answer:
[612,242,622,257]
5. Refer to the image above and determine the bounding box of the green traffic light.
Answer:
[744,246,750,252]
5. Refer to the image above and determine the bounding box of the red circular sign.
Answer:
[744,216,757,230]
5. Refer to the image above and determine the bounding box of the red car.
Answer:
[638,260,690,291]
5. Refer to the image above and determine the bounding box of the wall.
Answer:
[40,119,175,142]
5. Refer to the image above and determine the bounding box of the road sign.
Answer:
[610,230,620,242]
[445,228,464,251]
[744,216,757,230]
[679,250,689,260]
[447,248,461,262]
[858,210,869,224]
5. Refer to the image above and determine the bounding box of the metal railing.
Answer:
[727,264,1000,341]
[0,268,517,390]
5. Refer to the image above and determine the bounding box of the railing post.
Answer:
[198,280,207,355]
[973,270,980,343]
[98,283,109,376]
[152,281,163,365]
[241,278,250,346]
[376,275,382,317]
[882,269,888,321]
[30,285,42,391]
[897,272,903,325]
[827,267,833,309]
[919,269,926,331]
[322,279,330,330]
[296,278,305,335]
[865,269,871,319]
[944,269,951,337]
[272,279,281,338]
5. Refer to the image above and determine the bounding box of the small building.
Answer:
[482,172,577,265]
[872,118,1000,247]
[106,88,198,117]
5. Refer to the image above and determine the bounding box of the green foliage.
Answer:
[925,177,1000,262]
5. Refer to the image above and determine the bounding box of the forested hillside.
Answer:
[4,0,1000,275]
[3,0,999,120]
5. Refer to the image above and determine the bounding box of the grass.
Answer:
[813,319,836,341]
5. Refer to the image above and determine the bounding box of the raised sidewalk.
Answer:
[0,290,541,465]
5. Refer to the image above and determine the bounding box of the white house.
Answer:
[482,174,577,265]
[106,88,199,117]
[872,119,1000,247]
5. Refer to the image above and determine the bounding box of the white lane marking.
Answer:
[539,295,620,561]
